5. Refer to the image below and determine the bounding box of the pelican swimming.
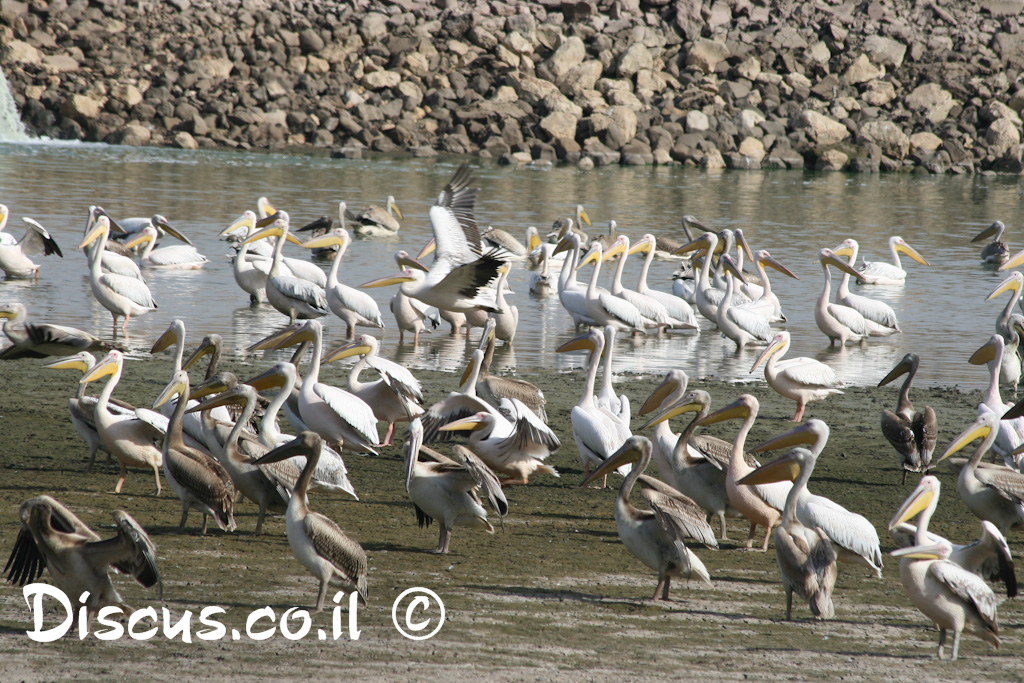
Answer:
[123,224,208,269]
[605,235,686,330]
[973,220,1010,266]
[582,436,717,600]
[889,475,1017,598]
[529,244,556,296]
[361,165,505,313]
[752,331,844,421]
[79,215,158,335]
[253,432,368,611]
[855,235,929,285]
[300,227,385,338]
[348,194,402,236]
[404,418,508,553]
[879,353,938,483]
[0,302,110,359]
[629,234,699,329]
[815,247,890,346]
[831,239,900,332]
[738,448,837,620]
[986,271,1024,395]
[4,496,161,621]
[0,216,62,279]
[324,334,424,446]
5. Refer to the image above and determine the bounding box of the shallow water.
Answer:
[1,140,1022,390]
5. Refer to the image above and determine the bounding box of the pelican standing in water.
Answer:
[855,235,929,285]
[751,331,845,422]
[735,249,799,324]
[973,220,1010,266]
[0,303,110,359]
[716,254,773,349]
[404,419,508,554]
[986,271,1024,395]
[254,432,368,611]
[831,239,900,332]
[300,227,385,338]
[738,448,837,620]
[4,496,161,621]
[968,335,1024,465]
[79,215,158,336]
[0,216,62,279]
[582,436,717,600]
[814,247,878,346]
[630,234,699,329]
[879,353,937,483]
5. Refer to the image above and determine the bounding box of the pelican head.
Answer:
[638,369,689,416]
[987,271,1023,300]
[274,320,319,350]
[80,349,122,384]
[749,419,829,454]
[831,238,858,260]
[324,335,377,364]
[890,539,953,561]
[719,253,748,285]
[751,331,790,374]
[153,370,189,409]
[403,417,424,493]
[301,228,350,252]
[737,447,809,486]
[44,351,96,374]
[972,220,1005,244]
[890,236,929,266]
[555,328,604,356]
[78,215,111,249]
[253,431,321,467]
[394,250,429,272]
[640,389,710,430]
[757,250,799,279]
[0,302,27,321]
[385,196,403,221]
[581,436,649,487]
[968,335,1003,366]
[578,242,603,267]
[672,230,716,257]
[733,228,755,261]
[936,413,997,464]
[695,394,758,427]
[242,218,301,246]
[576,205,591,228]
[219,211,256,239]
[257,197,277,220]
[360,268,422,289]
[819,248,863,278]
[187,371,237,401]
[459,348,485,388]
[629,234,656,256]
[888,475,940,530]
[243,362,297,392]
[186,383,255,412]
[151,319,186,355]
[183,334,221,371]
[879,353,920,387]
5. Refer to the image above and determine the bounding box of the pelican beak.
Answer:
[578,245,601,267]
[80,353,119,384]
[528,231,542,252]
[186,386,244,412]
[153,377,188,410]
[244,366,286,391]
[987,273,1022,300]
[832,244,855,259]
[695,397,750,427]
[301,233,343,250]
[751,335,784,373]
[188,376,230,401]
[255,213,282,229]
[640,397,704,430]
[360,273,416,288]
[459,353,477,387]
[895,241,929,266]
[937,416,992,463]
[274,324,315,350]
[888,479,937,529]
[578,206,591,227]
[972,222,1000,243]
[150,325,181,354]
[552,235,574,256]
[602,239,627,262]
[735,230,754,261]
[219,213,254,238]
[761,253,799,280]
[248,323,303,352]
[157,220,194,247]
[580,441,640,487]
[241,225,283,245]
[123,232,153,250]
[672,233,711,256]
[78,220,108,249]
[968,338,999,366]
[891,541,948,560]
[324,342,371,364]
[1003,398,1024,422]
[737,451,801,486]
[391,202,403,221]
[627,236,654,256]
[253,433,317,466]
[749,424,815,453]
[722,255,748,284]
[639,376,680,416]
[45,355,91,373]
[439,414,487,432]
[396,254,429,271]
[878,358,913,387]
[183,338,215,371]
[404,419,424,493]
[417,239,436,260]
[999,248,1024,271]
[556,333,597,354]
[820,249,863,279]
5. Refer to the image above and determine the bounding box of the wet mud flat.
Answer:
[0,355,1020,681]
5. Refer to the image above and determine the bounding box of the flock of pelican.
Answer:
[2,166,1024,662]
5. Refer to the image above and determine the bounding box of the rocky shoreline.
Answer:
[2,0,1024,174]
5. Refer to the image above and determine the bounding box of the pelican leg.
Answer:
[178,507,189,532]
[315,578,329,613]
[785,588,793,620]
[432,526,451,554]
[383,422,396,446]
[111,313,120,338]
[760,526,772,552]
[121,313,131,336]
[499,477,529,487]
[152,464,162,495]
[950,630,960,661]
[661,576,671,600]
[255,503,266,536]
[901,468,908,485]
[201,514,209,535]
[652,578,665,600]
[114,462,127,493]
[86,446,99,473]
[791,401,806,422]
[715,512,728,540]
[937,628,947,660]
[744,522,757,549]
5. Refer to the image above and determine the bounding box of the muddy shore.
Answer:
[0,353,1020,681]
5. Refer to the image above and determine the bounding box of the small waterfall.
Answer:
[0,68,30,142]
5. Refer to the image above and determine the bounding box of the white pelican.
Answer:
[716,254,772,348]
[82,207,146,280]
[0,216,62,279]
[361,165,504,313]
[674,231,749,325]
[605,235,684,330]
[324,334,424,446]
[79,215,158,335]
[473,319,548,421]
[855,235,929,285]
[751,331,844,422]
[738,448,837,620]
[154,371,237,534]
[404,418,508,553]
[879,353,937,483]
[0,203,13,246]
[814,247,886,346]
[124,224,209,269]
[348,194,402,236]
[300,227,385,338]
[113,213,173,242]
[529,244,556,296]
[986,271,1024,395]
[241,213,329,323]
[747,420,884,577]
[630,234,699,329]
[973,220,1010,266]
[695,395,791,551]
[272,320,380,454]
[936,413,1024,535]
[389,250,439,343]
[527,225,564,268]
[490,264,518,344]
[968,335,1024,465]
[553,232,598,328]
[582,436,717,600]
[736,249,799,324]
[889,476,1017,597]
[220,211,269,303]
[0,302,109,359]
[580,241,646,333]
[80,350,164,494]
[254,432,368,612]
[556,328,630,487]
[4,496,161,621]
[830,239,900,332]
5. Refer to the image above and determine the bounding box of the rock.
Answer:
[686,110,709,132]
[806,41,831,65]
[735,57,761,81]
[1,39,39,64]
[861,80,896,107]
[616,43,652,78]
[539,111,578,141]
[42,54,77,72]
[196,57,233,80]
[363,70,401,90]
[360,13,389,43]
[111,84,143,108]
[843,54,884,85]
[909,131,943,153]
[796,110,850,146]
[299,29,325,54]
[701,147,726,170]
[980,101,1022,126]
[849,155,880,172]
[117,123,151,146]
[862,35,907,68]
[738,136,766,162]
[582,137,621,165]
[685,39,730,74]
[859,120,910,159]
[737,109,765,130]
[815,148,849,171]
[544,36,586,81]
[60,94,102,122]
[906,83,956,123]
[173,131,198,149]
[986,118,1021,157]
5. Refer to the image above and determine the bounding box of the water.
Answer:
[0,70,29,142]
[0,140,1022,392]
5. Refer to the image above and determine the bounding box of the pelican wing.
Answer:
[955,521,1017,597]
[857,260,904,283]
[974,466,1024,503]
[368,355,423,403]
[426,248,505,306]
[132,408,170,440]
[335,285,385,327]
[913,406,937,464]
[499,398,560,457]
[571,405,629,474]
[825,302,869,335]
[641,486,719,548]
[479,376,546,420]
[727,306,773,341]
[5,497,99,586]
[98,272,157,309]
[844,293,898,328]
[98,511,161,591]
[597,291,646,330]
[454,444,508,517]
[420,392,495,444]
[148,246,208,267]
[270,275,329,314]
[431,164,481,260]
[305,510,367,601]
[619,289,672,325]
[19,218,62,257]
[22,322,104,352]
[778,357,841,389]
[798,494,883,575]
[929,560,999,631]
[312,383,380,446]
[753,480,792,512]
[881,410,919,467]
[0,344,46,359]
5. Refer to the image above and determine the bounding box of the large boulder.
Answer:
[685,39,730,74]
[859,120,910,159]
[796,110,850,146]
[986,118,1021,157]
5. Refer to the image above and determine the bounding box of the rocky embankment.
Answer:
[2,0,1024,173]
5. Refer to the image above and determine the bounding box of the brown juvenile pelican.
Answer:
[972,220,1009,266]
[879,353,937,483]
[0,302,110,359]
[254,431,368,611]
[348,195,402,237]
[473,319,547,422]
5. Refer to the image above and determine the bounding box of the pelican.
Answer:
[597,326,630,424]
[879,353,937,483]
[529,244,556,296]
[855,235,929,285]
[747,420,884,577]
[889,476,1016,598]
[673,231,748,325]
[580,241,646,333]
[470,320,547,421]
[361,165,504,313]
[324,334,424,446]
[112,214,174,242]
[0,216,62,279]
[79,216,158,335]
[969,335,1024,464]
[241,213,329,323]
[271,320,380,454]
[3,496,161,621]
[294,211,338,259]
[630,234,699,329]
[124,224,208,269]
[0,302,110,359]
[695,395,791,551]
[404,418,508,554]
[936,413,1024,535]
[556,328,630,487]
[526,225,564,268]
[489,264,518,344]
[0,203,12,246]
[154,371,237,534]
[82,206,146,280]
[973,220,1010,266]
[300,227,385,338]
[738,448,837,620]
[220,211,270,303]
[986,271,1024,395]
[605,235,683,330]
[481,225,527,258]
[45,352,136,473]
[814,247,885,346]
[716,254,772,348]
[582,436,717,600]
[735,248,799,324]
[80,350,163,494]
[389,250,438,343]
[348,194,402,236]
[553,232,598,328]
[752,331,844,422]
[830,239,900,332]
[253,432,368,612]
[417,347,494,444]
[547,205,592,243]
